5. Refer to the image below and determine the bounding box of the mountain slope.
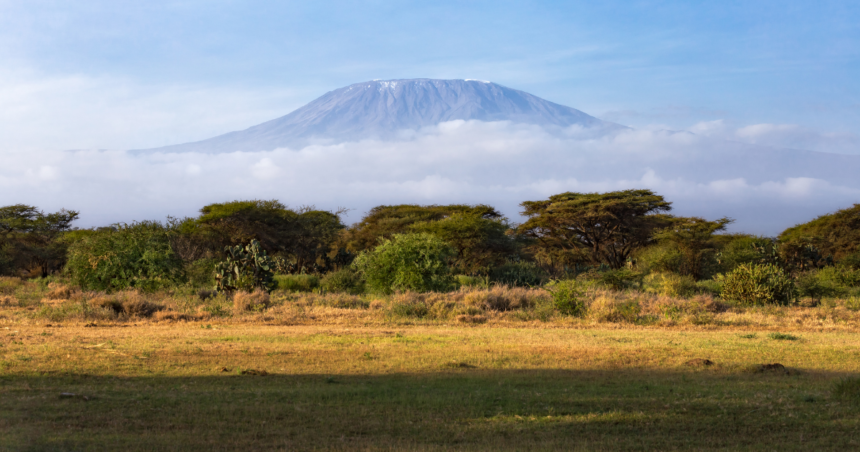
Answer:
[141,79,620,153]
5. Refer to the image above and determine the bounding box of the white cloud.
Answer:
[687,119,860,154]
[1,121,858,236]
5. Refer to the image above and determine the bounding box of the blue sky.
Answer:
[1,0,858,151]
[1,1,860,232]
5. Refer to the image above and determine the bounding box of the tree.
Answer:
[184,200,345,272]
[337,204,504,253]
[653,216,733,280]
[517,190,672,269]
[65,221,184,292]
[779,204,860,263]
[410,212,515,274]
[352,233,455,294]
[0,204,79,277]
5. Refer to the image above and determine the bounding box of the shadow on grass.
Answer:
[2,368,859,451]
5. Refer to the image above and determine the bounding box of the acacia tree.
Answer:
[337,204,504,253]
[653,216,733,280]
[183,200,346,272]
[0,204,79,277]
[517,190,672,269]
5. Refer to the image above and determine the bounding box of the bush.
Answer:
[353,233,455,294]
[320,268,364,294]
[275,274,320,292]
[456,275,488,289]
[577,269,642,291]
[635,245,683,274]
[65,221,185,292]
[185,258,219,288]
[546,279,586,317]
[719,263,795,306]
[488,261,546,287]
[695,279,723,297]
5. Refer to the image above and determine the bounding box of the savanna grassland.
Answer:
[3,279,860,451]
[4,194,860,450]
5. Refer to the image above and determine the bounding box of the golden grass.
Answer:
[2,322,860,450]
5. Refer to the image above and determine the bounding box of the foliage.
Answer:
[66,221,184,292]
[714,235,773,273]
[577,268,643,291]
[487,260,547,287]
[185,258,219,288]
[546,279,586,316]
[653,216,732,280]
[410,211,515,274]
[214,240,277,293]
[274,274,320,292]
[337,204,504,253]
[779,203,860,262]
[0,204,79,277]
[189,200,345,273]
[319,268,365,294]
[634,244,683,274]
[719,263,795,306]
[517,189,672,269]
[352,233,455,294]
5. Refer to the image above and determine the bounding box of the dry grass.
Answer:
[2,322,860,450]
[0,276,859,333]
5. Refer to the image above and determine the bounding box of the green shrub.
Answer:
[635,244,683,274]
[817,265,860,288]
[546,279,586,317]
[695,279,723,297]
[846,297,860,311]
[352,233,455,294]
[795,272,842,304]
[578,269,642,291]
[719,263,795,306]
[185,258,219,288]
[320,268,364,294]
[275,274,320,292]
[455,275,488,289]
[65,221,185,292]
[488,261,546,287]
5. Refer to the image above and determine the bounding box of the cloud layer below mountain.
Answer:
[2,120,857,235]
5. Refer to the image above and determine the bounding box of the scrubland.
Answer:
[3,276,860,451]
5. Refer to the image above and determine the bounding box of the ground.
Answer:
[2,321,860,451]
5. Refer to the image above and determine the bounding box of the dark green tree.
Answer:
[0,204,79,277]
[181,200,345,272]
[337,204,504,253]
[517,190,672,269]
[653,216,733,280]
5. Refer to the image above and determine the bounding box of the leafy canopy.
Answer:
[352,232,455,294]
[65,221,184,292]
[518,190,672,269]
[0,204,79,277]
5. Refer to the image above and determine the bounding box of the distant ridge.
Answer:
[139,79,621,153]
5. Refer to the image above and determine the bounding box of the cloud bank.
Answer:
[2,120,858,235]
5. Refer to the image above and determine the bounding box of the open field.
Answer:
[3,318,860,451]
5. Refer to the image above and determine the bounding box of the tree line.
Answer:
[1,189,858,298]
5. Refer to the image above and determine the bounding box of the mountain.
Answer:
[139,79,621,153]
